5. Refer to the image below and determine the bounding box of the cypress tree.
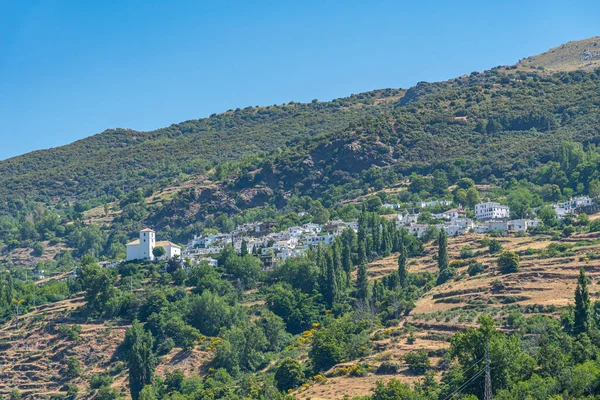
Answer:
[372,219,381,256]
[438,230,449,272]
[574,267,591,335]
[4,273,13,306]
[342,243,352,275]
[332,241,347,290]
[324,250,338,308]
[240,239,249,256]
[398,241,407,287]
[372,279,384,302]
[356,262,369,300]
[436,230,451,285]
[127,321,156,400]
[358,241,368,266]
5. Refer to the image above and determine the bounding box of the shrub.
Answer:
[274,358,305,392]
[467,263,485,276]
[590,219,600,232]
[404,350,430,374]
[497,251,520,274]
[66,356,82,378]
[377,361,400,374]
[156,338,175,355]
[489,239,502,254]
[57,324,83,341]
[90,374,113,389]
[460,246,474,259]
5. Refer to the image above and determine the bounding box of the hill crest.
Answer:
[518,36,600,71]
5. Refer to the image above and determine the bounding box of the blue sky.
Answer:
[0,0,599,160]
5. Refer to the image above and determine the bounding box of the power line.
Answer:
[485,342,493,400]
[442,368,486,400]
[440,356,486,400]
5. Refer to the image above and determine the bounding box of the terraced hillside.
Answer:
[0,296,209,399]
[1,228,599,399]
[294,230,600,399]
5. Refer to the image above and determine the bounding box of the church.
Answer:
[126,228,181,261]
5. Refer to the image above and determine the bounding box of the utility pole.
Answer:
[485,342,493,400]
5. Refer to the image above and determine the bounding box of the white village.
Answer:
[122,196,596,269]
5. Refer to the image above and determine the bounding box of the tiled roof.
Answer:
[156,241,179,248]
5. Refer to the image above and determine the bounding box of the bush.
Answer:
[489,239,502,254]
[33,242,44,257]
[563,225,576,237]
[376,361,400,374]
[467,263,485,276]
[460,246,474,259]
[66,356,82,378]
[590,219,600,232]
[497,251,520,274]
[404,350,430,374]
[156,338,175,355]
[57,324,83,341]
[275,358,305,391]
[90,374,113,389]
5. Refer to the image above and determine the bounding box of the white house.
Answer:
[432,208,464,221]
[396,214,419,227]
[126,228,181,261]
[407,224,429,238]
[420,200,452,208]
[475,202,510,221]
[475,220,508,233]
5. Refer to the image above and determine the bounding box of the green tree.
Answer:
[404,350,430,374]
[437,230,452,284]
[32,242,44,257]
[274,358,305,392]
[398,241,407,287]
[66,356,82,378]
[488,239,502,254]
[454,188,468,205]
[449,315,535,398]
[574,267,591,335]
[497,251,520,274]
[240,239,249,256]
[432,170,449,196]
[538,205,558,227]
[466,187,481,209]
[356,262,369,301]
[152,246,166,259]
[371,379,415,400]
[457,177,475,190]
[126,321,156,400]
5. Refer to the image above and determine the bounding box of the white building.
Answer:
[475,221,506,234]
[407,224,429,238]
[420,200,452,208]
[432,208,464,221]
[396,214,419,227]
[549,196,594,219]
[475,202,510,221]
[126,228,181,261]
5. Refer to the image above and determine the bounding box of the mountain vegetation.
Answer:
[3,37,600,399]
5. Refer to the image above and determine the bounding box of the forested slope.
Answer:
[0,89,403,205]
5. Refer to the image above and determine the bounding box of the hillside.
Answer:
[0,90,403,205]
[1,230,599,399]
[518,36,600,71]
[4,38,600,400]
